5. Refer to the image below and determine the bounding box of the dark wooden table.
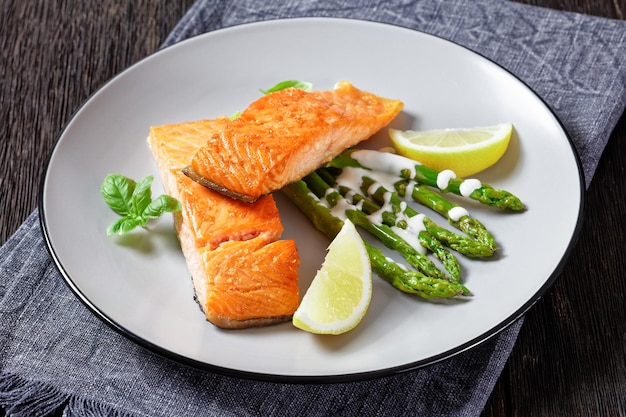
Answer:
[1,1,624,416]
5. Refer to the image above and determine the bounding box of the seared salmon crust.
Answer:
[148,118,300,329]
[188,81,403,202]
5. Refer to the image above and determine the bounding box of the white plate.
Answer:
[40,18,583,382]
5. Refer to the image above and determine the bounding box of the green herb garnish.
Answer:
[230,80,313,120]
[101,174,181,235]
[259,80,313,95]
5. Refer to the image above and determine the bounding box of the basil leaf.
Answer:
[106,216,140,236]
[101,174,136,216]
[260,80,313,95]
[102,174,181,236]
[230,80,313,120]
[142,194,182,219]
[129,175,154,216]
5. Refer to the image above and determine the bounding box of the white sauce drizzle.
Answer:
[328,198,351,221]
[448,206,469,222]
[437,169,456,190]
[335,166,367,190]
[391,226,426,255]
[325,158,436,257]
[407,180,418,198]
[367,181,382,197]
[406,213,426,234]
[343,190,355,202]
[351,149,420,178]
[335,167,400,196]
[459,178,482,197]
[366,208,383,225]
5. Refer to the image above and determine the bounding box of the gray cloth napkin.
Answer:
[1,1,625,416]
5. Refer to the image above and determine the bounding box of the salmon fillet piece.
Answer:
[148,119,300,329]
[186,81,404,202]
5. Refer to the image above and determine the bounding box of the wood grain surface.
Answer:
[1,1,624,416]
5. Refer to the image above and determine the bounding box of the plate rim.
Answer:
[38,16,586,383]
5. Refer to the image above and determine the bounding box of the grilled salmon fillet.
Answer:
[148,118,300,329]
[186,81,404,202]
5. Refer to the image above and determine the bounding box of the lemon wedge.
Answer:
[293,219,372,335]
[389,123,513,177]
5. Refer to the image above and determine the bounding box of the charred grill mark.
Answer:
[182,165,262,203]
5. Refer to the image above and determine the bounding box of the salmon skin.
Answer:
[186,81,404,202]
[148,118,300,329]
